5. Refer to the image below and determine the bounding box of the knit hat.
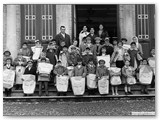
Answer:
[3,49,11,55]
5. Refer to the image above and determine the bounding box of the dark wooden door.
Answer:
[135,4,155,58]
[21,4,56,49]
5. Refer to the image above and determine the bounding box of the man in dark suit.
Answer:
[55,26,71,48]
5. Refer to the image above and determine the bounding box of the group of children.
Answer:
[3,36,155,97]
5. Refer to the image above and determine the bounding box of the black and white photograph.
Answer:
[3,3,155,116]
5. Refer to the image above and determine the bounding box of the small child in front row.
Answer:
[109,63,121,95]
[72,58,87,78]
[54,61,68,96]
[138,59,153,94]
[3,57,14,97]
[37,57,50,96]
[122,60,136,95]
[86,59,97,95]
[96,60,109,80]
[23,59,37,96]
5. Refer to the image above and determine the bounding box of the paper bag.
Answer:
[67,66,74,77]
[56,75,69,92]
[98,76,109,94]
[3,69,15,89]
[139,66,153,84]
[22,75,36,94]
[16,66,25,84]
[127,77,136,85]
[87,74,97,89]
[71,76,85,95]
[38,62,53,74]
[110,76,121,85]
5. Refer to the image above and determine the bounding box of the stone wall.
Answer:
[4,5,21,59]
[119,5,136,44]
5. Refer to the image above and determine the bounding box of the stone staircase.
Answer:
[3,81,155,101]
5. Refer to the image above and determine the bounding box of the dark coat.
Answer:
[55,33,71,47]
[24,66,37,75]
[87,34,97,44]
[96,30,109,44]
[46,50,57,66]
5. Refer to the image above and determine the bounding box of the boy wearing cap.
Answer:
[3,49,13,66]
[94,37,102,56]
[13,52,27,90]
[121,38,130,51]
[3,57,15,97]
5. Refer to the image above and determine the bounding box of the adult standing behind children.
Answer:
[79,26,89,47]
[55,26,71,48]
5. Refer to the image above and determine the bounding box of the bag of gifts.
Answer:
[3,69,15,89]
[38,62,53,74]
[127,77,136,85]
[139,65,153,85]
[15,66,25,84]
[110,76,121,85]
[109,67,121,85]
[22,74,36,94]
[67,66,74,77]
[98,76,109,94]
[32,47,43,60]
[87,74,97,89]
[56,75,69,92]
[71,76,85,95]
[148,58,155,75]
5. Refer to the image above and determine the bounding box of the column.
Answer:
[6,5,21,59]
[56,5,72,40]
[119,5,136,44]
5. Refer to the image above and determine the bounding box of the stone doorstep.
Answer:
[3,94,155,101]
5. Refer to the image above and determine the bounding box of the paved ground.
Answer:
[3,98,155,116]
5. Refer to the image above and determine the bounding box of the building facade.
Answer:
[3,4,155,59]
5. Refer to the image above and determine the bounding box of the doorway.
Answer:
[76,5,118,42]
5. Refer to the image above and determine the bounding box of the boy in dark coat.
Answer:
[82,47,97,66]
[23,59,37,96]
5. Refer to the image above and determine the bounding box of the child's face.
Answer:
[89,61,94,65]
[52,41,56,45]
[6,59,11,64]
[85,49,90,53]
[125,61,130,66]
[113,41,117,45]
[118,42,123,48]
[41,60,46,63]
[73,41,78,46]
[78,61,82,65]
[142,60,147,65]
[35,42,40,46]
[151,49,155,56]
[41,52,46,57]
[90,28,94,34]
[111,64,116,67]
[4,52,10,56]
[18,54,23,59]
[28,62,33,67]
[131,44,136,49]
[99,61,105,66]
[22,44,27,49]
[122,40,126,44]
[60,42,65,47]
[71,48,76,53]
[95,39,100,44]
[87,38,91,44]
[63,47,68,52]
[102,48,106,53]
[57,62,62,66]
[132,37,138,42]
